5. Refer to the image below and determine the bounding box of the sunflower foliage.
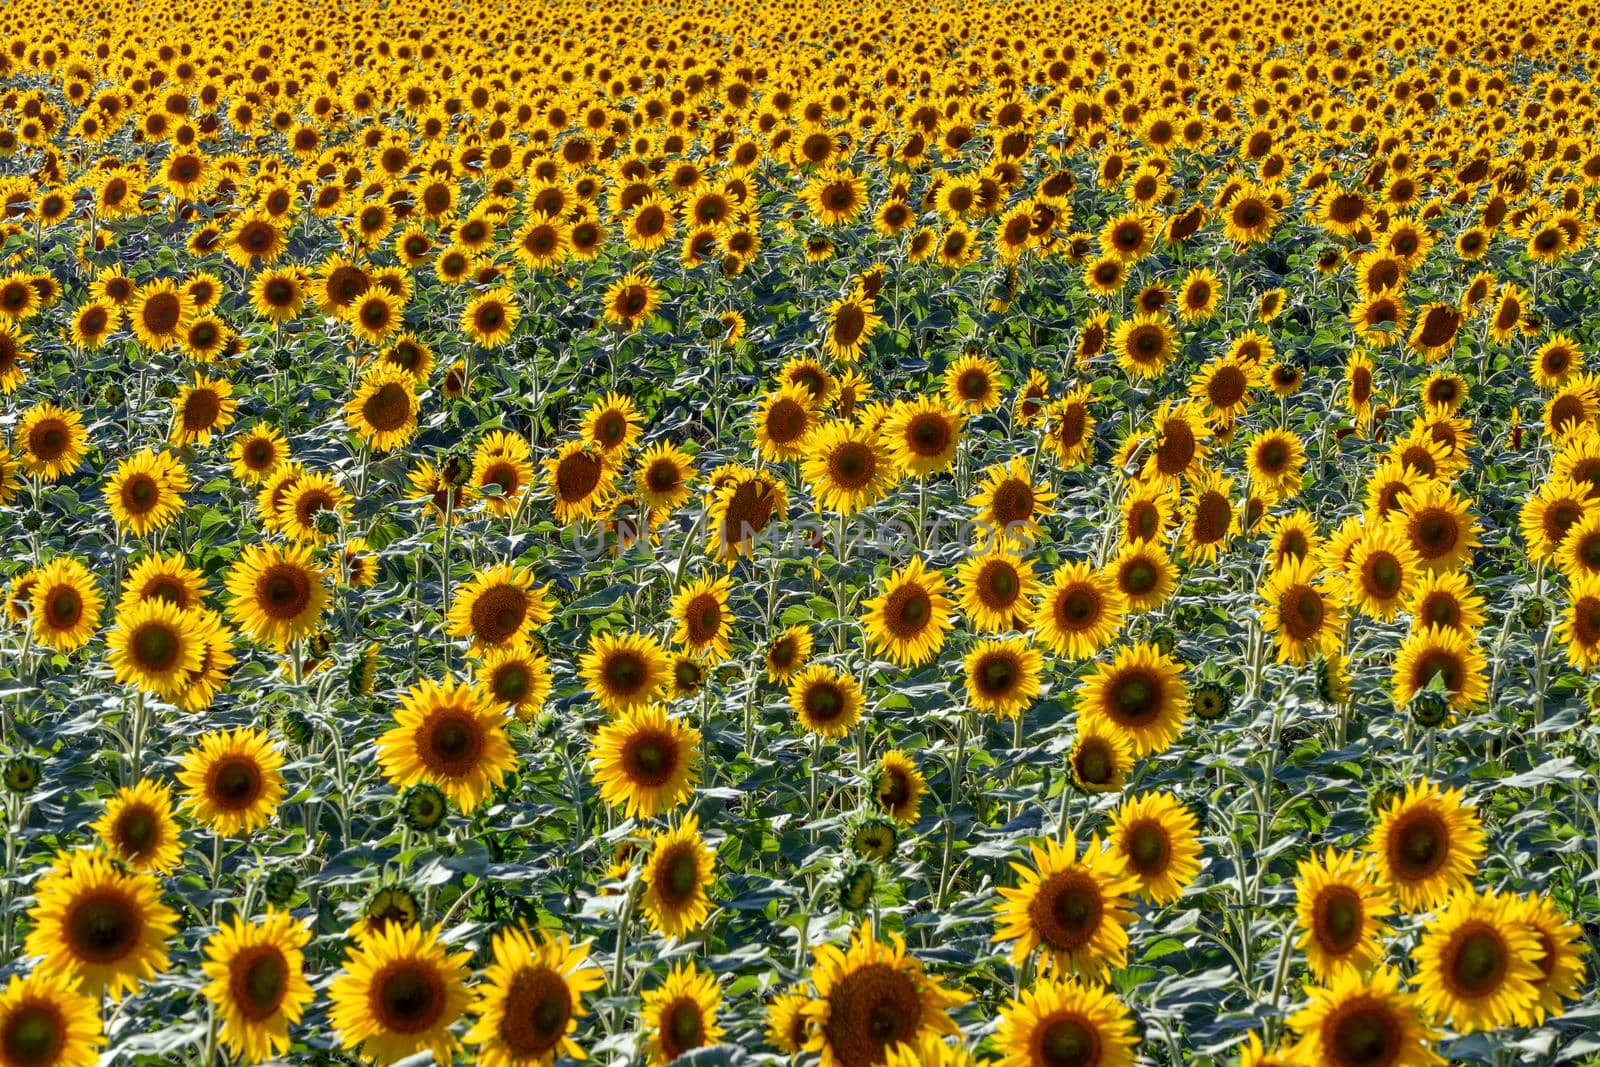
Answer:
[0,0,1597,1064]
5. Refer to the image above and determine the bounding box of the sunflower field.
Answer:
[2,0,1600,1063]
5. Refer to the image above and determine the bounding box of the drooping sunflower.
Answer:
[971,458,1055,545]
[803,420,898,515]
[463,926,604,1067]
[1287,966,1442,1067]
[28,556,104,653]
[1033,561,1126,660]
[860,555,953,668]
[378,677,516,813]
[590,704,701,818]
[874,750,927,826]
[641,814,717,938]
[104,448,189,536]
[1367,780,1486,912]
[992,976,1137,1067]
[1107,791,1201,904]
[993,836,1140,978]
[176,727,286,837]
[328,923,471,1066]
[641,963,724,1067]
[1075,642,1190,756]
[803,922,967,1067]
[0,970,103,1067]
[25,850,176,998]
[963,637,1042,718]
[92,779,183,874]
[1390,625,1488,717]
[789,664,865,738]
[224,542,328,650]
[199,909,314,1064]
[106,597,203,699]
[1293,848,1395,982]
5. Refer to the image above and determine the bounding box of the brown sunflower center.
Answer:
[821,961,923,1065]
[1030,870,1104,950]
[1314,886,1365,955]
[1325,1000,1402,1067]
[419,710,486,778]
[622,731,678,786]
[1445,925,1510,998]
[1123,821,1170,877]
[230,945,290,1021]
[209,756,265,811]
[500,966,572,1056]
[371,962,447,1034]
[1036,1012,1103,1067]
[363,383,412,432]
[555,452,604,503]
[256,564,312,620]
[1,1001,65,1066]
[470,585,528,644]
[130,621,183,672]
[1387,809,1449,882]
[64,889,141,963]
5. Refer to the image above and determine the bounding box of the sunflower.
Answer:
[602,272,659,331]
[1234,1030,1297,1067]
[874,750,927,826]
[1556,573,1600,670]
[943,353,1003,413]
[229,424,288,485]
[104,448,189,536]
[0,970,103,1067]
[174,609,237,713]
[803,922,966,1067]
[590,704,700,818]
[707,469,788,561]
[1108,540,1176,614]
[469,431,535,517]
[129,279,189,350]
[1293,849,1394,982]
[823,292,881,362]
[642,963,724,1067]
[1076,642,1189,756]
[1390,625,1488,717]
[106,598,203,699]
[766,991,816,1056]
[670,574,735,662]
[544,440,618,524]
[1287,966,1442,1067]
[1108,791,1201,904]
[1041,388,1096,468]
[464,926,604,1067]
[328,923,471,1066]
[641,814,717,938]
[1408,570,1487,634]
[1544,376,1600,441]
[635,442,696,511]
[953,548,1037,633]
[1411,889,1542,1032]
[0,325,31,390]
[448,564,553,652]
[1069,716,1135,794]
[1341,524,1421,621]
[754,383,820,461]
[971,458,1055,544]
[861,555,953,668]
[176,727,286,837]
[25,850,176,998]
[17,403,87,481]
[378,677,515,813]
[1517,893,1588,1022]
[1367,780,1485,912]
[1223,183,1278,244]
[473,643,552,720]
[579,630,670,713]
[963,637,1042,718]
[28,556,104,653]
[1181,468,1239,565]
[1532,334,1584,390]
[274,471,348,544]
[789,664,865,738]
[580,391,643,465]
[993,836,1140,978]
[199,909,313,1064]
[1177,268,1221,321]
[1520,476,1596,563]
[91,779,183,874]
[1112,314,1175,379]
[249,268,306,322]
[1119,482,1177,545]
[224,542,328,649]
[803,420,898,515]
[1190,356,1262,427]
[344,363,418,453]
[880,397,964,478]
[1143,400,1213,483]
[765,624,814,682]
[1032,561,1125,660]
[992,976,1137,1067]
[1245,428,1306,502]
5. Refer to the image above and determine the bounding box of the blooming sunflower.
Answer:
[993,836,1140,978]
[17,402,87,481]
[175,726,286,836]
[1033,560,1129,665]
[1341,524,1421,621]
[789,664,865,738]
[1293,848,1395,982]
[803,420,898,515]
[25,850,176,998]
[544,440,618,524]
[463,926,604,1067]
[874,750,927,825]
[199,909,314,1063]
[1107,540,1176,614]
[823,291,881,362]
[1112,314,1175,380]
[1410,889,1542,1032]
[344,363,418,453]
[462,287,519,347]
[28,556,104,653]
[106,598,203,699]
[1367,780,1485,912]
[104,448,189,536]
[954,547,1038,633]
[328,923,471,1066]
[860,555,953,668]
[378,677,516,813]
[971,458,1055,545]
[579,630,670,713]
[635,442,696,512]
[641,814,717,938]
[0,970,103,1067]
[1516,892,1588,1022]
[754,383,820,462]
[448,564,554,652]
[641,963,723,1066]
[1288,966,1442,1067]
[992,976,1137,1067]
[1041,388,1097,468]
[224,542,328,650]
[1107,791,1201,904]
[963,636,1042,718]
[1075,642,1190,756]
[117,551,207,614]
[92,779,183,874]
[1390,625,1488,717]
[589,704,700,818]
[1069,716,1135,794]
[765,624,815,682]
[1392,480,1480,572]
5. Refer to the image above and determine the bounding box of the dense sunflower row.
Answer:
[0,0,1597,1063]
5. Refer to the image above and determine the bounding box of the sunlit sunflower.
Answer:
[229,424,289,486]
[669,574,734,662]
[943,353,1003,413]
[106,597,203,699]
[823,291,881,362]
[1108,791,1200,904]
[274,470,348,544]
[1112,314,1175,380]
[787,664,863,738]
[949,547,1034,633]
[92,779,183,874]
[1390,625,1488,717]
[804,420,897,515]
[1259,554,1346,664]
[803,922,966,1067]
[602,272,660,331]
[1189,355,1262,428]
[766,991,816,1056]
[1406,570,1487,634]
[224,542,328,649]
[635,442,697,511]
[1108,540,1176,615]
[1293,848,1395,982]
[971,458,1055,545]
[1032,561,1125,660]
[344,363,418,453]
[861,555,953,667]
[17,402,87,481]
[962,637,1042,718]
[641,963,724,1067]
[462,287,519,347]
[993,836,1140,978]
[1532,334,1584,390]
[176,726,286,837]
[641,814,717,938]
[1367,780,1486,913]
[1143,400,1213,483]
[25,850,176,998]
[1556,573,1600,670]
[169,372,236,446]
[993,976,1137,1067]
[707,468,788,561]
[579,630,670,713]
[543,440,618,524]
[328,923,471,1066]
[1288,966,1442,1067]
[876,397,963,479]
[764,624,814,683]
[129,279,189,350]
[378,677,515,813]
[1245,428,1306,502]
[590,704,700,818]
[1341,524,1421,621]
[447,564,554,652]
[1516,893,1588,1023]
[1410,888,1542,1032]
[104,448,189,536]
[0,970,103,1067]
[199,909,314,1064]
[869,749,925,829]
[28,556,104,653]
[1076,642,1189,756]
[464,926,604,1067]
[1181,468,1239,565]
